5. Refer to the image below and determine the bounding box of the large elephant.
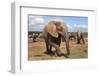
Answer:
[42,21,70,57]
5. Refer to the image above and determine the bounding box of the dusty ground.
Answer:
[28,38,88,61]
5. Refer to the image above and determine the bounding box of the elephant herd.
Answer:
[31,21,85,58]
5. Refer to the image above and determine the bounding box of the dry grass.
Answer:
[28,38,88,61]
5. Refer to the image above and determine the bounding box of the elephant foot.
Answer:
[44,50,54,56]
[64,54,69,58]
[55,51,64,57]
[63,53,70,58]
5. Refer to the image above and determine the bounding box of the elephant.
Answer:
[42,21,70,57]
[76,31,85,44]
[69,33,76,40]
[32,33,39,42]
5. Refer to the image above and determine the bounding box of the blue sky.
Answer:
[28,15,88,32]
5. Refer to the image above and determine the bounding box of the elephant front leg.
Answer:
[49,45,55,56]
[45,40,54,56]
[45,40,49,52]
[48,41,62,56]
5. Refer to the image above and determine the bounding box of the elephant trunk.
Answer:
[63,33,70,56]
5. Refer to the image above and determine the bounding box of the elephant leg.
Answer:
[45,39,53,56]
[81,36,85,44]
[48,41,62,56]
[66,41,70,56]
[49,45,52,51]
[55,42,61,56]
[45,39,49,52]
[63,35,70,57]
[45,41,49,52]
[49,45,55,56]
[55,36,62,56]
[77,38,80,44]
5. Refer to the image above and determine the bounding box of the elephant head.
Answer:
[43,21,70,57]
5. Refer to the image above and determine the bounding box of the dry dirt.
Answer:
[28,38,88,61]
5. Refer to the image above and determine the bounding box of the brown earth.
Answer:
[28,38,88,61]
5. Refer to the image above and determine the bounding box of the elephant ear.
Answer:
[45,21,58,38]
[60,22,68,36]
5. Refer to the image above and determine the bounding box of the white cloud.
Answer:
[28,16,46,31]
[73,24,88,28]
[29,16,45,26]
[34,18,44,24]
[72,24,88,32]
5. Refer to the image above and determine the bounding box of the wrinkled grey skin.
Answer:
[42,21,70,57]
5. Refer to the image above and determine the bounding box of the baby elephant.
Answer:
[42,21,70,57]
